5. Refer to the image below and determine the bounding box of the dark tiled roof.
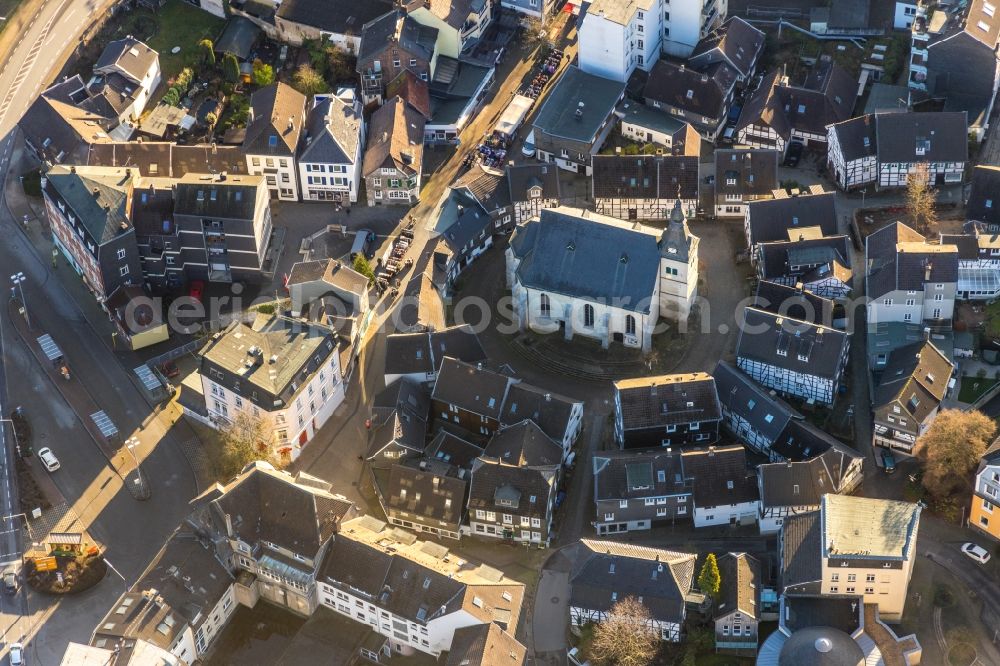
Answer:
[682,445,759,507]
[425,430,484,471]
[614,373,720,431]
[87,142,248,177]
[593,448,687,501]
[712,361,794,443]
[736,307,849,381]
[20,95,112,163]
[758,235,852,282]
[446,624,527,666]
[746,192,838,247]
[865,222,959,299]
[441,201,491,254]
[45,165,132,244]
[715,553,761,620]
[468,459,555,519]
[752,281,835,327]
[276,0,391,36]
[592,155,699,202]
[215,16,260,60]
[387,460,467,527]
[781,511,822,590]
[691,17,765,79]
[759,445,862,509]
[362,95,425,177]
[358,10,438,65]
[966,166,1000,226]
[643,60,737,120]
[244,82,306,156]
[827,0,870,29]
[211,465,354,556]
[507,163,560,204]
[384,324,486,378]
[533,66,625,143]
[828,115,877,162]
[928,32,996,128]
[483,421,562,468]
[432,357,511,420]
[499,383,580,442]
[714,149,779,201]
[738,61,855,138]
[172,175,260,220]
[570,541,696,624]
[875,111,968,164]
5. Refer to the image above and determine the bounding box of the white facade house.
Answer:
[735,307,850,406]
[578,0,663,82]
[506,204,699,353]
[865,222,959,325]
[91,37,162,127]
[198,315,347,461]
[298,93,365,204]
[683,446,760,528]
[895,1,918,30]
[318,515,525,658]
[570,540,697,642]
[244,83,307,201]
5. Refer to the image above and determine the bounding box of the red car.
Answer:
[188,280,205,303]
[160,361,180,379]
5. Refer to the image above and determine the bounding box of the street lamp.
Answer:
[104,557,128,590]
[125,437,145,490]
[10,272,29,329]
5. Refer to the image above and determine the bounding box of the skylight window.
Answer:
[979,20,991,31]
[686,89,694,99]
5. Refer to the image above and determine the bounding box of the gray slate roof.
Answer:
[468,459,555,520]
[498,383,581,443]
[510,208,665,314]
[570,541,696,625]
[746,192,839,247]
[713,361,794,443]
[752,281,835,327]
[828,114,877,162]
[714,149,779,201]
[643,59,737,120]
[865,222,958,299]
[592,155,699,203]
[875,111,968,163]
[384,324,486,378]
[215,16,260,60]
[507,163,561,204]
[593,449,686,501]
[715,553,761,620]
[758,235,852,282]
[682,446,759,508]
[299,96,363,165]
[759,446,862,509]
[533,66,625,143]
[736,307,848,381]
[277,0,391,36]
[691,17,765,79]
[781,511,822,591]
[432,357,512,420]
[358,10,438,65]
[44,165,131,244]
[966,165,1000,226]
[614,373,721,431]
[386,459,467,527]
[483,421,563,468]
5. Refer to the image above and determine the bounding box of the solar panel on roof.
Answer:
[90,411,119,439]
[134,364,162,392]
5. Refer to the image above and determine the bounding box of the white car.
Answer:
[37,448,59,473]
[961,542,991,564]
[9,642,23,666]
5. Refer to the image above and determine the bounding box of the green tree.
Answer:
[916,409,996,504]
[223,93,250,129]
[222,53,241,84]
[162,87,180,107]
[204,111,218,130]
[198,39,215,67]
[353,253,376,284]
[698,553,721,601]
[252,59,274,86]
[292,63,328,96]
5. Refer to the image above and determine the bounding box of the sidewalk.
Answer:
[6,300,148,500]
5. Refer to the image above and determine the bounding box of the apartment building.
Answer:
[970,439,1000,541]
[243,82,307,201]
[591,448,690,535]
[298,93,366,204]
[363,96,425,206]
[613,373,721,449]
[197,314,348,460]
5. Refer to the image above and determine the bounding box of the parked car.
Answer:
[159,361,180,379]
[881,450,896,474]
[9,643,23,666]
[2,569,17,595]
[188,280,205,303]
[37,447,59,472]
[961,542,991,564]
[522,130,536,158]
[783,141,804,167]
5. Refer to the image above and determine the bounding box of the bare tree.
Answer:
[906,163,936,234]
[591,596,660,666]
[915,409,995,504]
[215,411,281,480]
